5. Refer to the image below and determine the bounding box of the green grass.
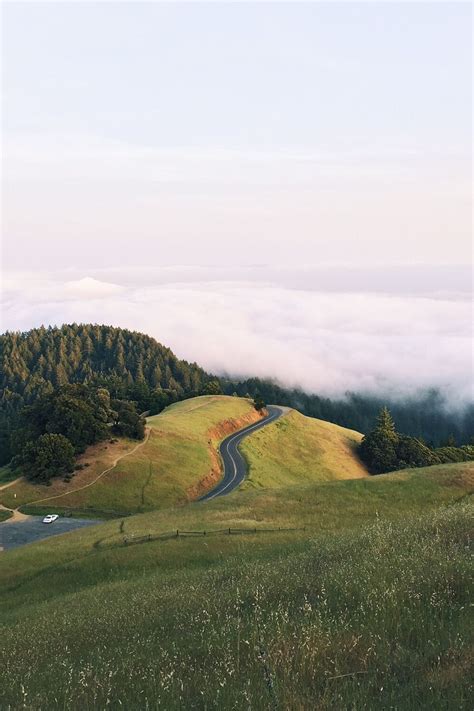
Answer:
[0,462,471,603]
[241,409,368,488]
[0,396,261,516]
[76,461,474,549]
[0,509,12,522]
[0,397,372,519]
[0,498,471,709]
[2,462,471,576]
[0,398,472,708]
[0,397,371,518]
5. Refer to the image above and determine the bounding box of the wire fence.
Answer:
[95,526,307,550]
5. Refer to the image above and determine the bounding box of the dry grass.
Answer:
[0,396,261,516]
[241,409,368,488]
[1,500,471,709]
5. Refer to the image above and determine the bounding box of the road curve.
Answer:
[199,406,286,502]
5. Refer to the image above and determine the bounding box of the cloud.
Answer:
[2,274,124,302]
[1,268,472,407]
[62,277,124,298]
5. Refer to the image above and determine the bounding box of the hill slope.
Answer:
[0,464,472,709]
[1,397,371,516]
[53,461,474,543]
[241,408,368,488]
[0,396,263,516]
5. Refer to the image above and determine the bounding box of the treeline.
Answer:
[223,378,474,447]
[12,384,146,483]
[1,325,472,470]
[0,324,219,465]
[359,407,474,475]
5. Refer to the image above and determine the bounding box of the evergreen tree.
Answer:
[151,364,162,388]
[253,395,266,412]
[396,434,439,468]
[359,407,399,474]
[203,380,222,395]
[358,407,473,474]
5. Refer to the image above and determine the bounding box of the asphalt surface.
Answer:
[199,405,286,502]
[0,517,102,551]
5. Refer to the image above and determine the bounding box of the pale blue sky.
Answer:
[2,1,472,269]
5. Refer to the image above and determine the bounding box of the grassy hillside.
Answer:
[17,461,468,552]
[1,398,472,707]
[0,396,262,517]
[241,408,368,488]
[0,465,472,709]
[1,462,471,581]
[1,397,370,518]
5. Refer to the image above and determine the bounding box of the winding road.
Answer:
[1,406,286,549]
[199,405,287,502]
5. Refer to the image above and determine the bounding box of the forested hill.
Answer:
[1,325,472,466]
[0,324,214,420]
[0,324,222,465]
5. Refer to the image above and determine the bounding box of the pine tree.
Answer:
[359,407,399,474]
[151,364,162,388]
[376,406,397,438]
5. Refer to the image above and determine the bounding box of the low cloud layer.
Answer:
[2,267,472,407]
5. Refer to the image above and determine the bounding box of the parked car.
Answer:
[42,514,59,524]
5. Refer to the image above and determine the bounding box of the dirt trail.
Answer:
[0,479,30,523]
[0,428,151,516]
[164,397,220,416]
[0,503,30,524]
[0,477,23,492]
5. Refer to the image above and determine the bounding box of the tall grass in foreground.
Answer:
[1,502,472,710]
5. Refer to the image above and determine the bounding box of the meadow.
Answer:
[1,396,472,709]
[0,396,370,518]
[0,396,262,516]
[240,408,368,488]
[0,509,12,522]
[0,497,471,709]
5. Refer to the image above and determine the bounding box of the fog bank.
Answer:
[2,267,472,407]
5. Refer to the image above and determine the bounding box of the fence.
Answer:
[95,526,307,550]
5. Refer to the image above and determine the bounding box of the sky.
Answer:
[1,2,473,403]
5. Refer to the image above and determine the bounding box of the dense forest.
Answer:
[1,324,472,468]
[358,407,474,475]
[223,378,474,448]
[0,324,217,465]
[12,384,146,483]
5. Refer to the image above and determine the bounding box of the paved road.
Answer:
[199,405,287,502]
[0,517,102,552]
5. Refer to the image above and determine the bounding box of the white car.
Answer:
[42,514,59,524]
